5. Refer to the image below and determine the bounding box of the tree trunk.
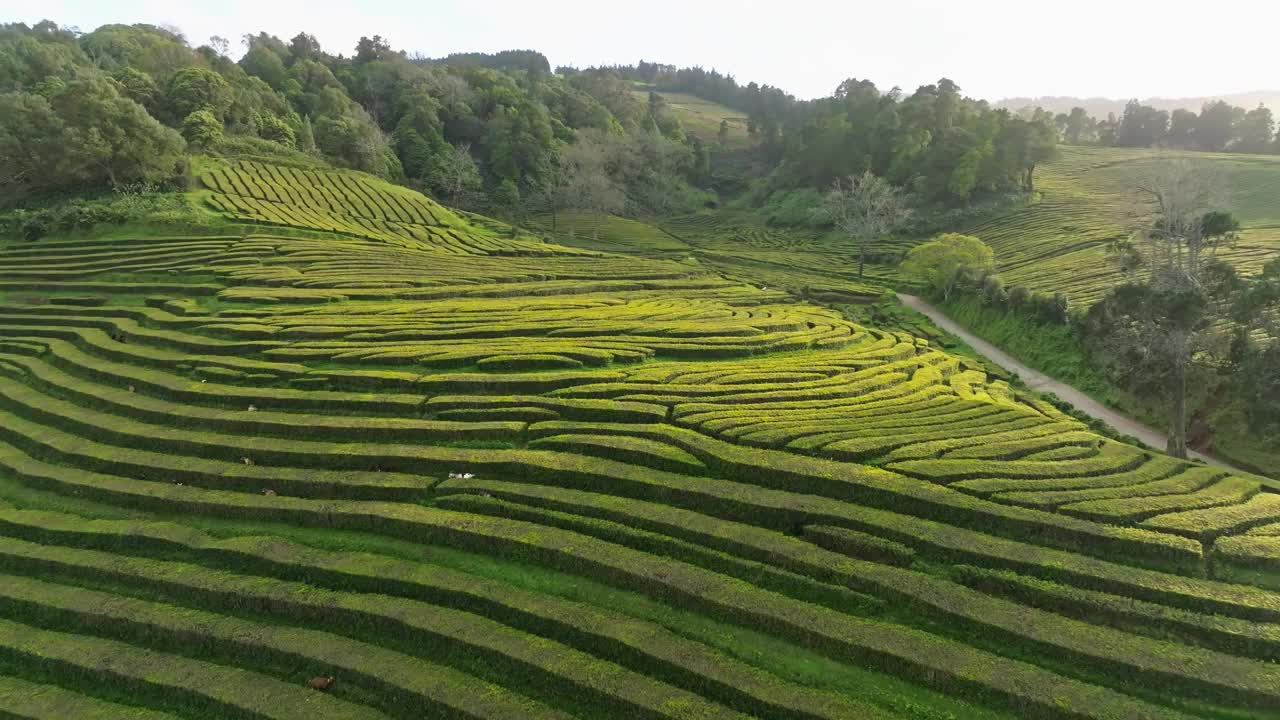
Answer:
[858,239,866,280]
[1167,356,1189,459]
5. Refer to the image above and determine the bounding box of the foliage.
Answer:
[1061,97,1276,155]
[0,72,185,196]
[901,233,994,300]
[162,66,232,122]
[181,109,222,148]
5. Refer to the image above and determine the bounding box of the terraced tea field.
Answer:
[966,146,1280,305]
[2,161,1280,718]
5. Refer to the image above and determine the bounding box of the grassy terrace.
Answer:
[0,161,1278,718]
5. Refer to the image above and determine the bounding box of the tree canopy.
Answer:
[901,233,995,300]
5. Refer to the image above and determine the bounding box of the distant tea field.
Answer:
[1,162,1278,719]
[965,146,1280,305]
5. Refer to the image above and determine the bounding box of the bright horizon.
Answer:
[10,0,1280,103]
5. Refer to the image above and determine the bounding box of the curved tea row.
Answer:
[0,163,1277,718]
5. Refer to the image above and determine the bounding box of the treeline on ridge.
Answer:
[2,20,1064,223]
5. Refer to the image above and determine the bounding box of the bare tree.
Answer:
[563,130,624,240]
[816,171,912,279]
[1098,158,1239,458]
[431,142,482,208]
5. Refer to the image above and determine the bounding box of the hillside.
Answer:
[631,87,754,147]
[1,162,1279,718]
[963,145,1280,305]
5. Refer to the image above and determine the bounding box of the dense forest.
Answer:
[1,20,1063,223]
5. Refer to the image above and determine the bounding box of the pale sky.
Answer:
[11,0,1279,102]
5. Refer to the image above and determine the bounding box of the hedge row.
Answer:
[718,392,1013,428]
[0,617,380,720]
[519,421,1205,572]
[954,455,1190,496]
[0,408,433,501]
[0,573,570,720]
[1141,493,1280,541]
[426,395,667,423]
[0,674,181,720]
[528,434,705,475]
[950,564,1280,662]
[831,418,1071,463]
[0,507,900,720]
[989,466,1220,509]
[0,512,898,720]
[0,538,752,720]
[426,480,1280,708]
[0,335,427,416]
[1214,535,1280,583]
[0,320,311,385]
[801,525,917,567]
[888,441,1149,483]
[943,431,1098,461]
[0,445,1210,718]
[731,406,1024,451]
[432,491,884,615]
[0,312,285,361]
[1060,476,1261,523]
[2,353,523,446]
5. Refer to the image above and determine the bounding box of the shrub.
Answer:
[981,274,1007,307]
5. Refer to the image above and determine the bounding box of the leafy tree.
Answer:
[256,113,295,146]
[1235,105,1275,154]
[0,22,86,91]
[78,23,194,80]
[52,74,185,188]
[288,33,322,65]
[314,106,391,176]
[0,91,64,192]
[354,35,392,64]
[1195,100,1236,152]
[1166,109,1197,148]
[900,233,994,300]
[1061,107,1093,144]
[1115,100,1169,147]
[163,66,232,122]
[298,114,316,153]
[717,119,729,147]
[240,44,288,91]
[1,73,183,194]
[181,108,222,147]
[816,171,912,278]
[112,67,158,110]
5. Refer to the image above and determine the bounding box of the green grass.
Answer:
[936,295,1113,398]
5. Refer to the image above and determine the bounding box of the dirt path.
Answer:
[897,293,1239,471]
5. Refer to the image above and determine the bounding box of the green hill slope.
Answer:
[2,163,1279,718]
[631,88,754,147]
[965,146,1280,305]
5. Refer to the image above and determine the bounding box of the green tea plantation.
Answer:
[0,162,1277,720]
